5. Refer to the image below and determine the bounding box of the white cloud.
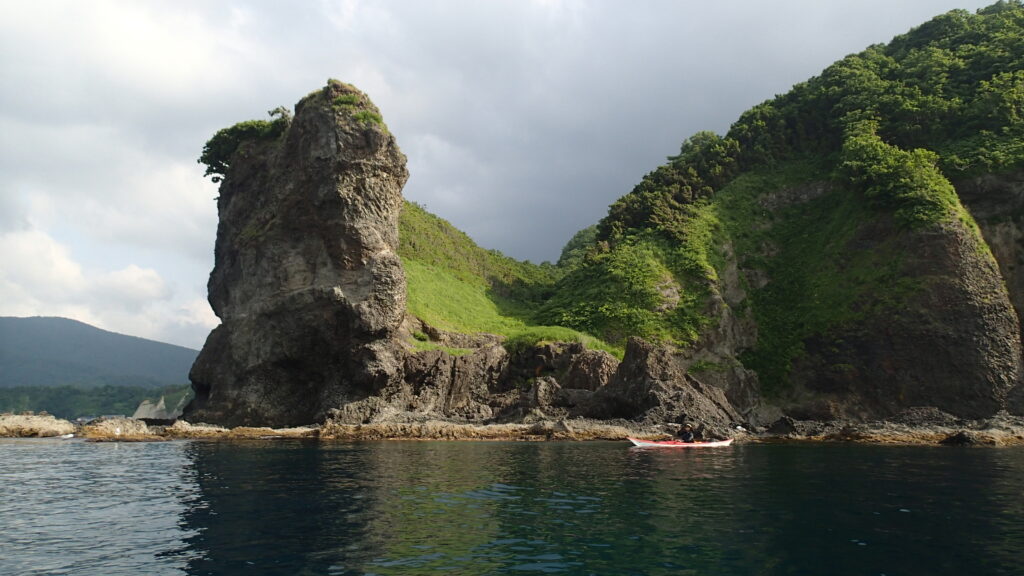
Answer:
[0,115,218,259]
[0,228,216,349]
[91,265,172,311]
[0,0,258,113]
[0,229,85,299]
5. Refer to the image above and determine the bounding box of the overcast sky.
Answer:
[0,0,996,349]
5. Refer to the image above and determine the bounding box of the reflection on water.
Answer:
[2,439,1023,575]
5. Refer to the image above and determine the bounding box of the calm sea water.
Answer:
[1,439,1022,576]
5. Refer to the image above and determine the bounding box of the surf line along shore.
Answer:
[3,412,1024,445]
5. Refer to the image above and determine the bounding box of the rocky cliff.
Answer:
[185,81,409,427]
[776,189,1022,420]
[956,171,1024,415]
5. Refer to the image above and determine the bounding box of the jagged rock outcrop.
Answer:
[563,349,619,391]
[184,81,1024,434]
[185,81,408,427]
[132,395,186,421]
[732,175,1023,422]
[784,212,1022,420]
[578,338,743,437]
[680,235,762,420]
[399,345,513,421]
[183,81,741,430]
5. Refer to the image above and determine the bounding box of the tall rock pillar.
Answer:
[184,80,408,427]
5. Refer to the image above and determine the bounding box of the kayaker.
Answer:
[677,424,696,443]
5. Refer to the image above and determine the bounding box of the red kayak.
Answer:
[627,437,734,448]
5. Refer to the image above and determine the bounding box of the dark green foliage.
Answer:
[557,1,1024,377]
[557,225,599,271]
[198,108,290,182]
[840,120,958,227]
[713,166,915,395]
[333,94,360,108]
[595,0,1024,214]
[0,384,192,420]
[536,231,712,345]
[600,132,740,240]
[538,237,673,343]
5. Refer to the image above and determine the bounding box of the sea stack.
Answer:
[184,80,408,427]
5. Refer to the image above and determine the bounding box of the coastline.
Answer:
[3,410,1024,445]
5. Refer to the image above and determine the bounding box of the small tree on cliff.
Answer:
[198,107,291,183]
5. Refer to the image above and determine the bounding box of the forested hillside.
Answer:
[0,317,198,388]
[0,317,197,418]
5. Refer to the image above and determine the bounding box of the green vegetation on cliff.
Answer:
[599,1,1024,243]
[560,3,1022,355]
[398,202,620,356]
[400,2,1024,396]
[199,108,290,182]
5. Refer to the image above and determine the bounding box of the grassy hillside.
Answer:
[398,202,621,356]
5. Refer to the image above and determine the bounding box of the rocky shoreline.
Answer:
[3,409,1023,446]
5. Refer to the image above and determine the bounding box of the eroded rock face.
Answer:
[787,215,1022,420]
[183,81,1022,432]
[563,349,619,391]
[956,171,1024,320]
[185,81,408,427]
[680,236,762,419]
[580,338,743,436]
[401,345,513,421]
[956,172,1024,415]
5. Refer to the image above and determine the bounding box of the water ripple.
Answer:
[2,439,1023,575]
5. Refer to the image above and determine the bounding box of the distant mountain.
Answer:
[0,317,199,388]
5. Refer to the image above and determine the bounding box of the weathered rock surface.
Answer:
[721,177,1023,422]
[185,81,408,427]
[785,214,1023,420]
[680,235,762,420]
[563,349,619,391]
[132,395,186,421]
[579,338,743,438]
[956,171,1024,415]
[321,334,742,435]
[0,413,75,437]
